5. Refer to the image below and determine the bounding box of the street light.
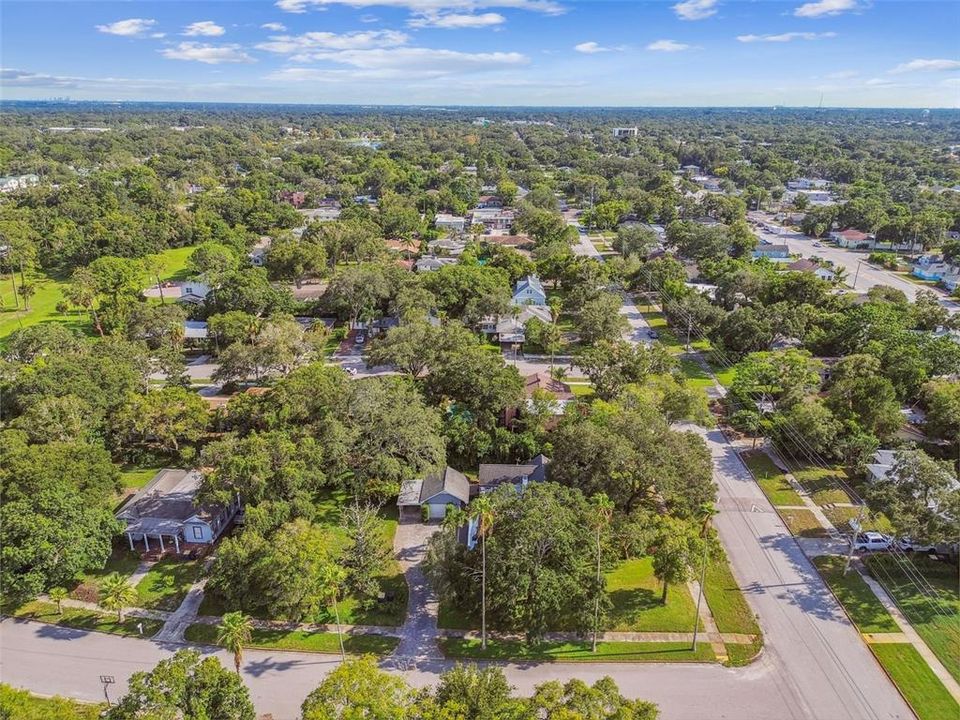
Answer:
[100,675,115,707]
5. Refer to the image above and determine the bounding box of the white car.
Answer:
[895,538,937,554]
[851,532,893,552]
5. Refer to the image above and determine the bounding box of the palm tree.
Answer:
[470,495,494,650]
[49,587,68,615]
[832,264,848,285]
[217,611,253,675]
[320,563,348,661]
[692,502,717,651]
[99,572,137,623]
[590,493,615,652]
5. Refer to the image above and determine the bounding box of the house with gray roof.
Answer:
[116,469,240,553]
[511,275,547,306]
[397,467,471,522]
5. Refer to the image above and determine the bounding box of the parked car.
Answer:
[895,537,937,554]
[355,333,366,345]
[647,329,659,339]
[851,532,893,552]
[813,242,822,247]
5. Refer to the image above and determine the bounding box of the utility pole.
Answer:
[843,504,866,575]
[852,259,863,290]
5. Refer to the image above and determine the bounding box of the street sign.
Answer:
[99,676,115,685]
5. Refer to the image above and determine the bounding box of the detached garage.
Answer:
[397,467,470,522]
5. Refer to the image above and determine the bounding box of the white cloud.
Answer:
[408,12,505,28]
[183,21,226,37]
[264,47,527,80]
[646,39,691,52]
[261,22,288,31]
[574,41,610,54]
[256,30,409,58]
[889,58,960,74]
[95,18,157,36]
[160,42,255,64]
[672,0,717,21]
[275,0,564,15]
[793,0,859,18]
[737,31,836,43]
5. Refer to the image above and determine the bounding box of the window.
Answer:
[192,526,203,540]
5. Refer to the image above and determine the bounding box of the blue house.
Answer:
[512,275,547,306]
[116,469,240,553]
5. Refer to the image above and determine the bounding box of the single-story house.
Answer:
[416,255,458,273]
[397,466,471,522]
[248,236,271,266]
[692,175,722,192]
[787,258,837,282]
[116,469,240,552]
[830,228,873,248]
[753,244,791,261]
[278,190,306,208]
[512,275,547,306]
[299,206,341,223]
[481,234,534,250]
[913,262,956,282]
[435,213,466,233]
[183,320,208,340]
[428,238,468,256]
[476,455,550,498]
[787,178,829,191]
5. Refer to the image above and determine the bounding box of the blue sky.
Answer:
[2,0,958,107]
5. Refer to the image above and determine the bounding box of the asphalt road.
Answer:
[748,212,959,313]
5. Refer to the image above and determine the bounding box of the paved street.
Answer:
[748,212,959,313]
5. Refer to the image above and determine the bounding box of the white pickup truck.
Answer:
[851,532,893,552]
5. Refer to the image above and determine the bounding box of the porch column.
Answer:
[144,534,150,551]
[174,535,180,554]
[158,534,165,552]
[127,533,134,551]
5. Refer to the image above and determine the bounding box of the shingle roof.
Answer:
[477,455,549,489]
[420,467,471,505]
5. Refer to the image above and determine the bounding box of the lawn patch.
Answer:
[780,509,827,538]
[679,358,714,390]
[13,600,163,638]
[870,643,959,720]
[0,683,104,720]
[702,551,761,636]
[791,466,854,505]
[184,623,398,656]
[440,638,715,663]
[739,450,803,506]
[865,554,960,683]
[118,464,166,490]
[136,558,203,611]
[813,556,900,633]
[606,557,701,632]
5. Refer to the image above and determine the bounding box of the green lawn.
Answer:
[865,554,960,683]
[702,552,761,636]
[0,245,196,342]
[569,383,595,397]
[136,558,203,612]
[71,548,142,602]
[724,639,764,667]
[780,509,827,538]
[870,644,960,720]
[0,683,104,720]
[822,506,895,535]
[118,465,165,490]
[791,466,854,506]
[440,638,716,663]
[13,600,163,638]
[739,450,804,506]
[606,557,702,632]
[439,557,701,633]
[813,556,900,633]
[184,623,399,656]
[679,358,715,390]
[707,362,736,388]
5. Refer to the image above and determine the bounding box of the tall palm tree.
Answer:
[321,563,348,661]
[217,611,253,675]
[99,572,137,623]
[470,495,495,650]
[590,493,615,652]
[692,502,717,651]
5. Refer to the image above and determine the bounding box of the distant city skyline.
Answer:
[2,0,958,108]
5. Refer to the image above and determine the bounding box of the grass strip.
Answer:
[813,556,900,633]
[13,600,163,639]
[183,623,399,656]
[869,643,959,720]
[439,638,716,663]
